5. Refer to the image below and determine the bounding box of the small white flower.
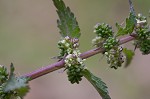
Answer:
[69,58,73,62]
[68,64,72,67]
[77,57,81,62]
[65,36,70,40]
[61,40,66,44]
[65,43,70,48]
[94,23,100,29]
[0,65,3,68]
[104,52,109,55]
[82,59,86,62]
[73,50,79,56]
[92,39,96,43]
[80,61,83,65]
[136,19,147,24]
[66,54,72,59]
[73,43,79,48]
[67,48,73,54]
[93,30,97,33]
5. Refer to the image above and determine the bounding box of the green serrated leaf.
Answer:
[82,69,111,99]
[116,14,136,36]
[127,0,136,33]
[116,0,136,36]
[3,63,30,98]
[125,13,136,33]
[53,0,81,38]
[116,23,126,36]
[123,48,135,67]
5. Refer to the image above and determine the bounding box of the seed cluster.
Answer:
[58,36,85,84]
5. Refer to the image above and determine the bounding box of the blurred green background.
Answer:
[0,0,150,99]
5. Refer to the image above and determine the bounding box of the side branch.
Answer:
[23,35,135,80]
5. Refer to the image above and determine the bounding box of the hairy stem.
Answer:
[23,35,135,80]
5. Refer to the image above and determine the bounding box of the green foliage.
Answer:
[0,0,149,98]
[116,12,136,36]
[53,0,85,83]
[0,65,8,84]
[83,69,111,99]
[54,0,150,98]
[123,48,135,67]
[53,0,81,38]
[0,63,30,99]
[116,0,136,36]
[92,0,149,70]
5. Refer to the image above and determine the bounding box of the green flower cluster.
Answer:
[104,47,125,69]
[94,23,113,38]
[140,40,150,54]
[103,37,119,51]
[135,14,150,55]
[58,36,85,84]
[65,51,85,84]
[136,13,147,25]
[0,87,21,99]
[0,65,8,84]
[0,65,8,98]
[58,36,79,58]
[92,23,125,69]
[0,65,19,99]
[103,37,124,69]
[92,23,113,47]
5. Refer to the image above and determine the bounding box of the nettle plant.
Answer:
[0,0,150,99]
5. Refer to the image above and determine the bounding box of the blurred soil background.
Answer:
[0,0,150,99]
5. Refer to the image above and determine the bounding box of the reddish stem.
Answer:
[23,35,135,80]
